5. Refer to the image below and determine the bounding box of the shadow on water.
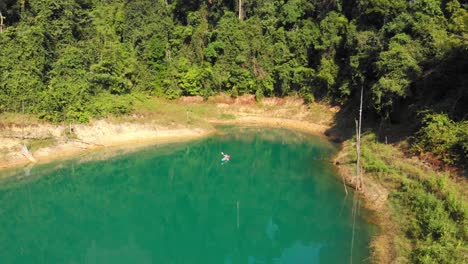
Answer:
[0,127,374,263]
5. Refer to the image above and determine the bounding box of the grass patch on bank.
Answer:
[305,103,336,125]
[26,137,57,152]
[348,133,468,263]
[0,113,41,127]
[105,94,218,128]
[218,113,236,120]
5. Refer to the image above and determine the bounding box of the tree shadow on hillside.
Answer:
[325,99,467,177]
[325,98,420,145]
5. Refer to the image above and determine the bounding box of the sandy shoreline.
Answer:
[1,95,337,171]
[0,121,216,171]
[0,115,331,171]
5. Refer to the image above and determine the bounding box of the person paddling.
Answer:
[221,152,231,163]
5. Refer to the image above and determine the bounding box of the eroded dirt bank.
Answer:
[0,121,214,169]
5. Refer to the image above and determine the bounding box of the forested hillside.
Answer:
[1,1,468,262]
[0,0,467,164]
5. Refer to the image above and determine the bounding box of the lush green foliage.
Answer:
[358,133,468,263]
[413,113,468,165]
[0,0,466,123]
[0,0,467,260]
[0,0,466,166]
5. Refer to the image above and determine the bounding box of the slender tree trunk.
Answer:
[351,86,364,264]
[355,120,360,188]
[0,12,4,33]
[355,86,364,190]
[238,0,243,21]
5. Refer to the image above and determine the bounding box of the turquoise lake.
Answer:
[0,127,373,263]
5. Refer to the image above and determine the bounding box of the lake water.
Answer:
[0,127,373,263]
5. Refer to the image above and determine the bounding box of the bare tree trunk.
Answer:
[350,87,364,263]
[355,86,364,190]
[0,12,4,33]
[355,120,360,188]
[238,0,243,21]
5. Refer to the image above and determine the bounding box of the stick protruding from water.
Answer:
[237,200,239,229]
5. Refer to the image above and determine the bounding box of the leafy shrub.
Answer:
[91,93,134,117]
[412,113,467,166]
[358,133,467,262]
[412,242,461,264]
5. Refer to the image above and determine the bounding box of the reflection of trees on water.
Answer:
[0,128,371,263]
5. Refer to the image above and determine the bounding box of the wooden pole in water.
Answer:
[351,86,364,263]
[342,166,348,195]
[358,87,363,189]
[350,192,358,264]
[355,119,359,187]
[237,201,239,229]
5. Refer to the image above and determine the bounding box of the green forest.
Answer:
[0,1,468,262]
[0,0,467,165]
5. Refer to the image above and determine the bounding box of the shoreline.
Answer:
[0,122,216,171]
[0,117,328,171]
[0,110,392,263]
[333,141,394,263]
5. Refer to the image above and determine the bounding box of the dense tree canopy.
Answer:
[0,0,467,154]
[0,0,467,261]
[0,0,466,120]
